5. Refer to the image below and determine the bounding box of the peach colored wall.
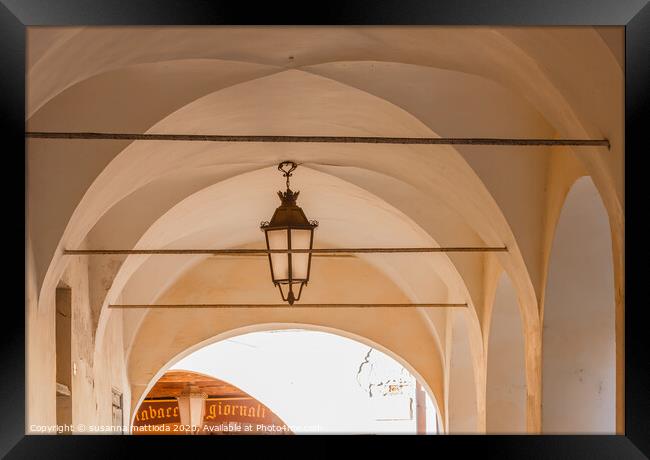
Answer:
[26,240,56,430]
[24,26,624,434]
[486,274,527,433]
[26,250,130,433]
[448,310,479,433]
[542,178,616,433]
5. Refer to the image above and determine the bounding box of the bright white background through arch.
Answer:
[171,329,438,434]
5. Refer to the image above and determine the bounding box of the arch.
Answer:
[45,70,529,405]
[31,65,539,309]
[130,322,445,433]
[542,177,616,433]
[25,27,629,434]
[28,29,623,338]
[24,26,626,437]
[132,369,292,434]
[486,273,527,433]
[125,252,449,429]
[170,329,441,433]
[27,26,623,226]
[108,165,465,347]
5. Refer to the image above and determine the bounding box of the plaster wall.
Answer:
[542,177,615,433]
[26,251,130,433]
[486,274,527,433]
[26,240,56,429]
[448,310,479,433]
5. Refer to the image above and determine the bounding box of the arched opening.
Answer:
[542,177,616,433]
[486,273,527,433]
[164,329,440,434]
[132,369,292,435]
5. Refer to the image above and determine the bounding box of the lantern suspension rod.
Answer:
[26,131,610,148]
[108,303,468,309]
[279,160,296,189]
[64,246,508,255]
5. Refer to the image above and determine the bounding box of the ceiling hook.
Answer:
[278,161,298,177]
[278,161,298,190]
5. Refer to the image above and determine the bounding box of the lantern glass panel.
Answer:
[267,229,289,281]
[290,228,312,280]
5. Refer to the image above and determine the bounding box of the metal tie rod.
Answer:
[26,132,610,148]
[108,303,468,309]
[64,246,508,255]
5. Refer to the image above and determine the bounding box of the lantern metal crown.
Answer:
[260,161,318,305]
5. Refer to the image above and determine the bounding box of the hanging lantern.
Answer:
[260,161,318,305]
[176,384,207,434]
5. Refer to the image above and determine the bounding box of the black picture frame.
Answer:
[2,0,648,457]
